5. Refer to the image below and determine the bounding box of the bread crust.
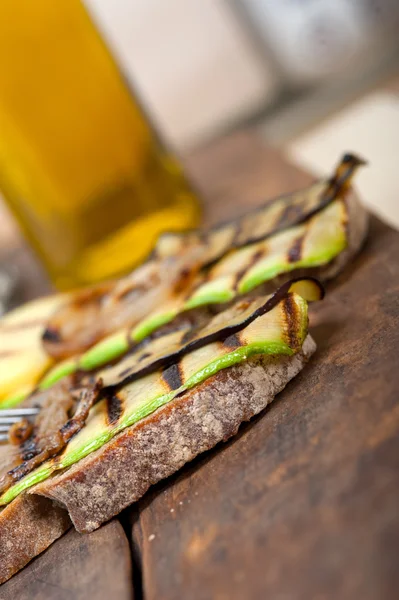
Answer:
[0,494,71,584]
[32,336,316,533]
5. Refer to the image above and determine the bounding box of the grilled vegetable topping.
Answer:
[99,278,323,387]
[42,251,203,360]
[39,275,323,390]
[48,195,345,380]
[129,198,344,344]
[0,294,67,408]
[155,153,365,265]
[0,286,314,505]
[39,153,363,363]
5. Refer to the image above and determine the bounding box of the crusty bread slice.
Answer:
[31,335,316,533]
[0,494,71,584]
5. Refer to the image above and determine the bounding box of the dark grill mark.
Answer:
[173,266,199,296]
[42,326,61,343]
[162,363,183,391]
[282,294,300,350]
[59,420,77,436]
[7,462,33,482]
[106,394,124,426]
[138,352,152,363]
[223,333,242,349]
[287,234,305,263]
[180,328,197,345]
[20,438,40,461]
[276,200,305,229]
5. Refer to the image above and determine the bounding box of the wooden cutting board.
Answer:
[1,130,398,599]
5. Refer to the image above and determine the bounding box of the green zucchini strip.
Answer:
[156,152,364,265]
[130,198,346,342]
[2,153,362,404]
[0,291,310,506]
[38,198,344,386]
[99,278,322,388]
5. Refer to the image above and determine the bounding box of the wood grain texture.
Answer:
[0,520,133,599]
[129,135,399,600]
[131,219,399,600]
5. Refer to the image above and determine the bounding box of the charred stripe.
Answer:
[282,294,301,350]
[138,351,152,363]
[223,333,242,349]
[181,328,196,345]
[20,437,40,461]
[162,362,184,391]
[42,326,62,343]
[106,393,124,426]
[173,265,200,296]
[275,198,305,229]
[287,232,306,263]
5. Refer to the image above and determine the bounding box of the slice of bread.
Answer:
[31,336,315,533]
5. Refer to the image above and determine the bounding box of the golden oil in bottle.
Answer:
[0,0,201,289]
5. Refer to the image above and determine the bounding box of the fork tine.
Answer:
[0,408,40,417]
[0,408,39,442]
[0,416,27,425]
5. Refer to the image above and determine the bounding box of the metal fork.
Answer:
[0,408,40,443]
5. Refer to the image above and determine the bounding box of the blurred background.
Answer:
[1,0,399,308]
[82,0,399,149]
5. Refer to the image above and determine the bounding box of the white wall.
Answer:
[84,0,276,149]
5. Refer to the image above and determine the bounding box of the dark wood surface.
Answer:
[1,130,399,599]
[0,520,133,599]
[131,215,399,600]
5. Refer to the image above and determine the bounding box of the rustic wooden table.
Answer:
[1,130,399,599]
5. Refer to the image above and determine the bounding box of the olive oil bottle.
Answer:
[0,0,200,289]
